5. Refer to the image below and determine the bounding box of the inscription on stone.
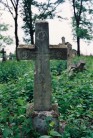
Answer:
[37,30,47,41]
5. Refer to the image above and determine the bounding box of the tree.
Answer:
[22,0,35,44]
[0,12,13,50]
[71,0,93,56]
[0,24,13,50]
[22,0,64,44]
[0,0,20,59]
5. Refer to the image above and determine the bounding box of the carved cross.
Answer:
[17,21,71,111]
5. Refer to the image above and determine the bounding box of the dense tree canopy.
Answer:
[0,22,13,49]
[71,0,93,56]
[22,0,64,44]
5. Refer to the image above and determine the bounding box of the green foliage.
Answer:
[0,56,93,137]
[0,61,36,137]
[49,130,61,137]
[0,82,33,137]
[52,56,93,137]
[39,119,62,138]
[76,27,92,40]
[71,0,93,55]
[39,136,51,138]
[0,61,34,83]
[0,24,13,48]
[50,60,67,75]
[72,0,93,41]
[22,0,64,43]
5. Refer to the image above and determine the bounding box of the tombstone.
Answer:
[51,39,72,71]
[68,60,86,78]
[17,21,71,134]
[9,52,13,60]
[0,48,7,62]
[67,42,72,67]
[61,37,72,67]
[50,37,72,68]
[72,49,77,57]
[62,36,65,45]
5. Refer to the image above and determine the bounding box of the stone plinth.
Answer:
[26,103,59,135]
[32,111,59,135]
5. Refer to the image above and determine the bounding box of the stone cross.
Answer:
[17,21,70,111]
[0,48,7,61]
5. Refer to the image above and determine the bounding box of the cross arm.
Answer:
[49,48,67,60]
[0,48,6,53]
[17,45,36,60]
[17,43,71,60]
[49,44,68,60]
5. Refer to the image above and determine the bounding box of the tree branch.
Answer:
[1,0,14,18]
[10,0,16,9]
[78,0,83,22]
[72,0,77,22]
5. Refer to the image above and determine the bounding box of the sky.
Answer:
[1,0,93,55]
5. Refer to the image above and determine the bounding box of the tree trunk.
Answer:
[77,36,80,56]
[76,21,80,56]
[29,4,34,45]
[30,28,34,44]
[14,15,19,60]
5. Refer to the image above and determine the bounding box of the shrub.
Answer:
[0,61,34,83]
[0,56,93,137]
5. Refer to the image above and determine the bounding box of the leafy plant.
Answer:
[0,56,93,137]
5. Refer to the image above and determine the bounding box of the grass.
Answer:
[0,56,93,137]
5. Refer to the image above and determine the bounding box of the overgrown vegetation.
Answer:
[0,56,93,137]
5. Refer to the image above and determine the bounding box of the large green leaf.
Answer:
[49,130,62,137]
[39,136,51,138]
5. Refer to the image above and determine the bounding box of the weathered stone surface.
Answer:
[26,103,59,117]
[67,42,72,67]
[50,48,67,60]
[62,36,65,44]
[72,49,77,57]
[68,60,86,76]
[26,103,59,134]
[18,47,67,60]
[32,111,59,135]
[34,21,52,111]
[76,60,86,71]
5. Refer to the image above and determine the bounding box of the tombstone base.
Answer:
[26,103,59,135]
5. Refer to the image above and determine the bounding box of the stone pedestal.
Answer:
[26,103,59,135]
[32,111,59,135]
